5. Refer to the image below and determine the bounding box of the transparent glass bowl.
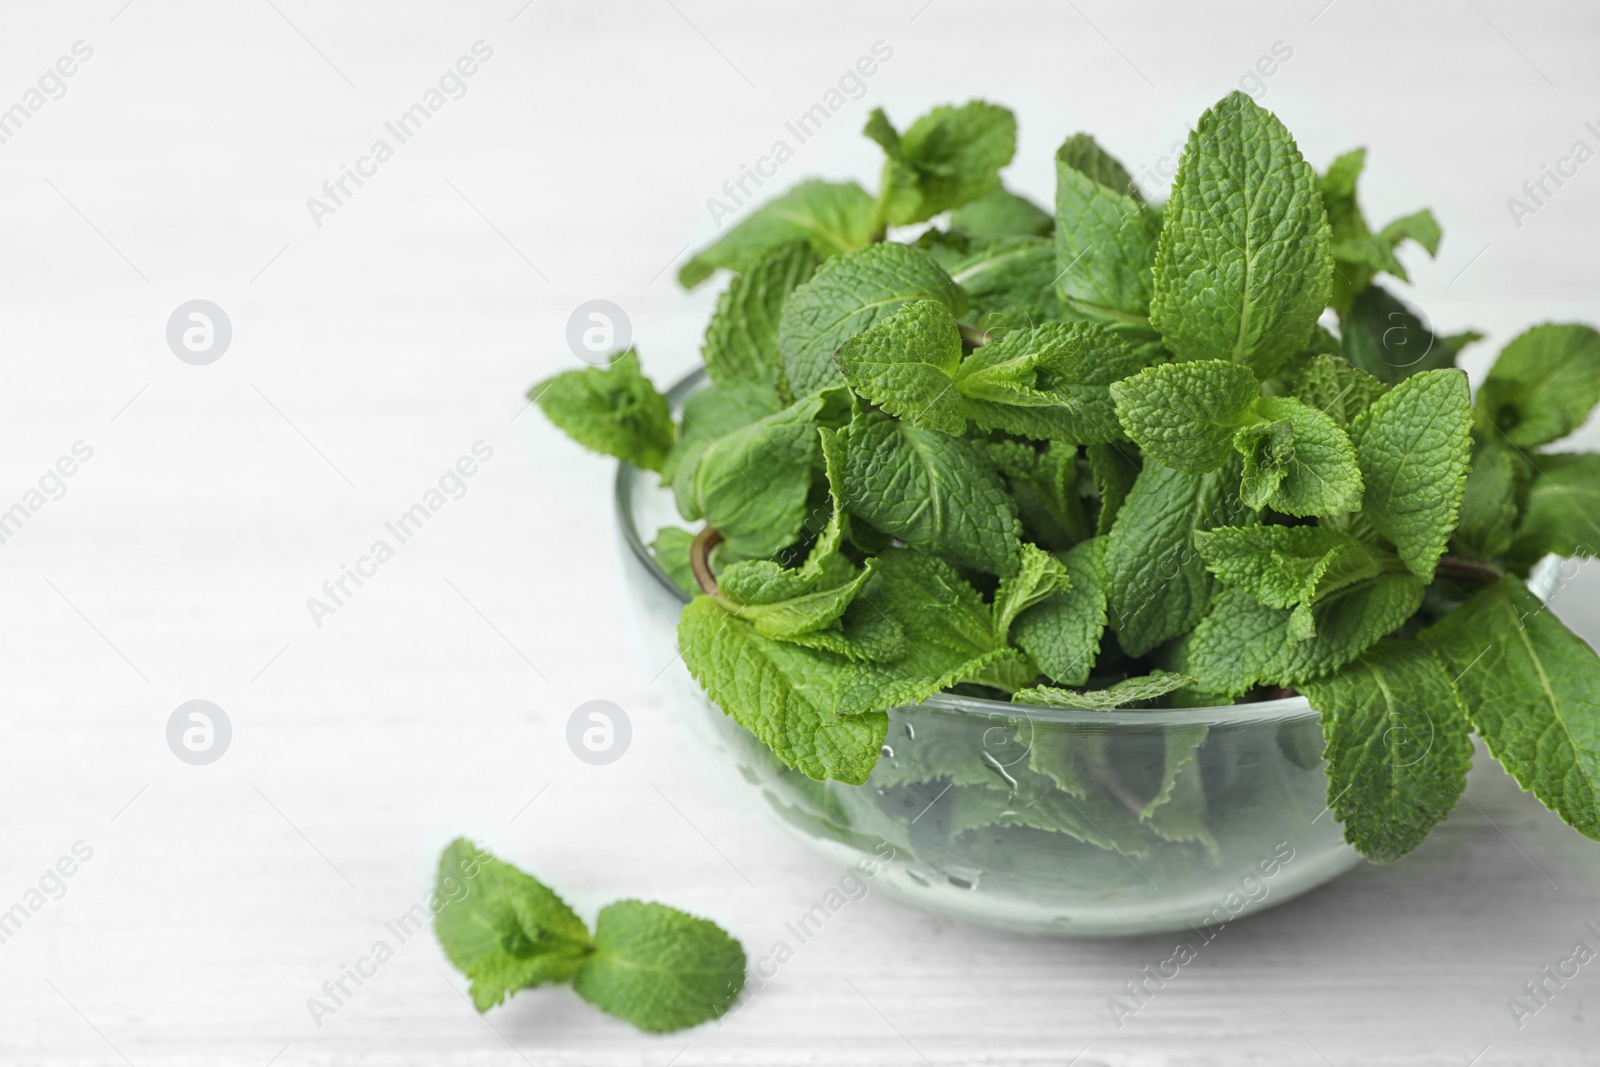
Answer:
[616,372,1372,937]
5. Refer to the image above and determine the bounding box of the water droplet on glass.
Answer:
[881,744,894,758]
[904,722,916,739]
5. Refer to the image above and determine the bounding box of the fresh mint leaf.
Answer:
[1352,368,1472,581]
[650,527,698,596]
[1320,147,1441,311]
[1149,92,1333,378]
[951,185,1053,239]
[1013,670,1193,709]
[1193,524,1381,640]
[834,299,968,435]
[1423,579,1600,841]
[1086,443,1140,535]
[1301,640,1473,863]
[433,839,594,1012]
[987,439,1089,551]
[1013,538,1108,685]
[957,321,1145,442]
[841,409,1022,575]
[778,242,967,397]
[572,900,746,1034]
[1110,360,1260,473]
[992,543,1072,640]
[718,559,874,639]
[661,380,783,484]
[1476,323,1600,448]
[1290,353,1389,427]
[1104,457,1257,656]
[1507,452,1600,567]
[929,233,1062,329]
[533,350,675,472]
[680,180,879,289]
[1053,133,1162,334]
[1340,285,1461,384]
[701,241,820,392]
[1454,443,1520,560]
[1233,396,1364,517]
[866,101,1017,226]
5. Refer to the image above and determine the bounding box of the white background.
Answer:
[2,1,1600,1064]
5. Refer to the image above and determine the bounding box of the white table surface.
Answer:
[4,1,1600,1063]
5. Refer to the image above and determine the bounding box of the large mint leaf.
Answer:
[1508,452,1600,566]
[701,241,820,392]
[1186,576,1424,694]
[1234,396,1363,517]
[841,409,1021,575]
[661,379,782,484]
[1110,359,1259,473]
[1053,133,1161,331]
[1013,538,1107,685]
[680,180,878,289]
[1422,579,1600,841]
[865,101,1016,226]
[572,900,746,1033]
[931,233,1061,329]
[1340,285,1461,385]
[1301,641,1473,863]
[835,299,968,435]
[1193,524,1380,640]
[956,321,1144,443]
[1104,457,1256,656]
[533,350,675,472]
[777,242,967,397]
[1149,92,1333,378]
[1352,368,1472,581]
[1086,443,1140,535]
[1290,352,1389,427]
[1476,323,1600,448]
[951,185,1052,239]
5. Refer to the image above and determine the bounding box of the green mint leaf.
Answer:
[1110,359,1260,473]
[1453,443,1520,560]
[992,543,1072,640]
[957,322,1145,443]
[1193,524,1380,640]
[1104,457,1257,656]
[778,242,967,397]
[1378,209,1442,258]
[1085,443,1141,535]
[834,299,968,435]
[571,900,746,1034]
[1013,670,1193,709]
[680,180,878,289]
[1351,368,1472,581]
[865,548,1016,670]
[718,558,875,639]
[1149,92,1333,378]
[1320,148,1439,310]
[929,233,1062,330]
[780,597,908,664]
[1290,352,1389,427]
[1301,641,1473,863]
[1234,396,1364,517]
[1186,576,1424,694]
[1340,285,1461,384]
[1476,323,1600,448]
[1508,452,1600,566]
[533,350,675,472]
[661,380,783,484]
[1053,133,1161,330]
[672,394,825,557]
[650,527,698,596]
[866,101,1017,226]
[1422,578,1600,841]
[433,839,594,1012]
[950,185,1053,239]
[701,241,820,392]
[1013,538,1108,685]
[987,439,1090,551]
[841,409,1022,575]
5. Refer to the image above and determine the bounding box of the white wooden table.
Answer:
[3,1,1599,1063]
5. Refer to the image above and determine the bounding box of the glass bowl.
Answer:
[616,370,1468,937]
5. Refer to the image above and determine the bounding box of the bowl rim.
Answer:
[614,367,1538,729]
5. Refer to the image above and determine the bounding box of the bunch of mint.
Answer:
[534,91,1600,865]
[432,839,745,1031]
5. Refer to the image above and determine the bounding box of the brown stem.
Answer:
[689,525,724,596]
[1434,556,1505,587]
[958,323,993,349]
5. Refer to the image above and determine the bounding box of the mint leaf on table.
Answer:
[1149,92,1332,378]
[865,100,1016,226]
[433,839,593,1012]
[1234,395,1364,517]
[1351,368,1472,581]
[956,321,1144,442]
[778,242,967,397]
[1507,452,1600,566]
[1104,458,1256,656]
[1053,132,1162,335]
[841,409,1022,576]
[679,180,879,288]
[1194,524,1380,641]
[434,841,745,1032]
[1340,285,1463,384]
[1110,360,1260,473]
[1300,640,1473,863]
[701,240,820,393]
[1423,579,1600,841]
[1013,670,1193,709]
[834,299,969,435]
[1013,538,1108,685]
[1475,324,1600,448]
[950,185,1053,239]
[532,350,675,472]
[571,901,747,1034]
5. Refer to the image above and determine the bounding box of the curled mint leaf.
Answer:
[531,350,674,472]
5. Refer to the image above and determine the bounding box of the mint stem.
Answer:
[690,526,724,596]
[1434,556,1505,587]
